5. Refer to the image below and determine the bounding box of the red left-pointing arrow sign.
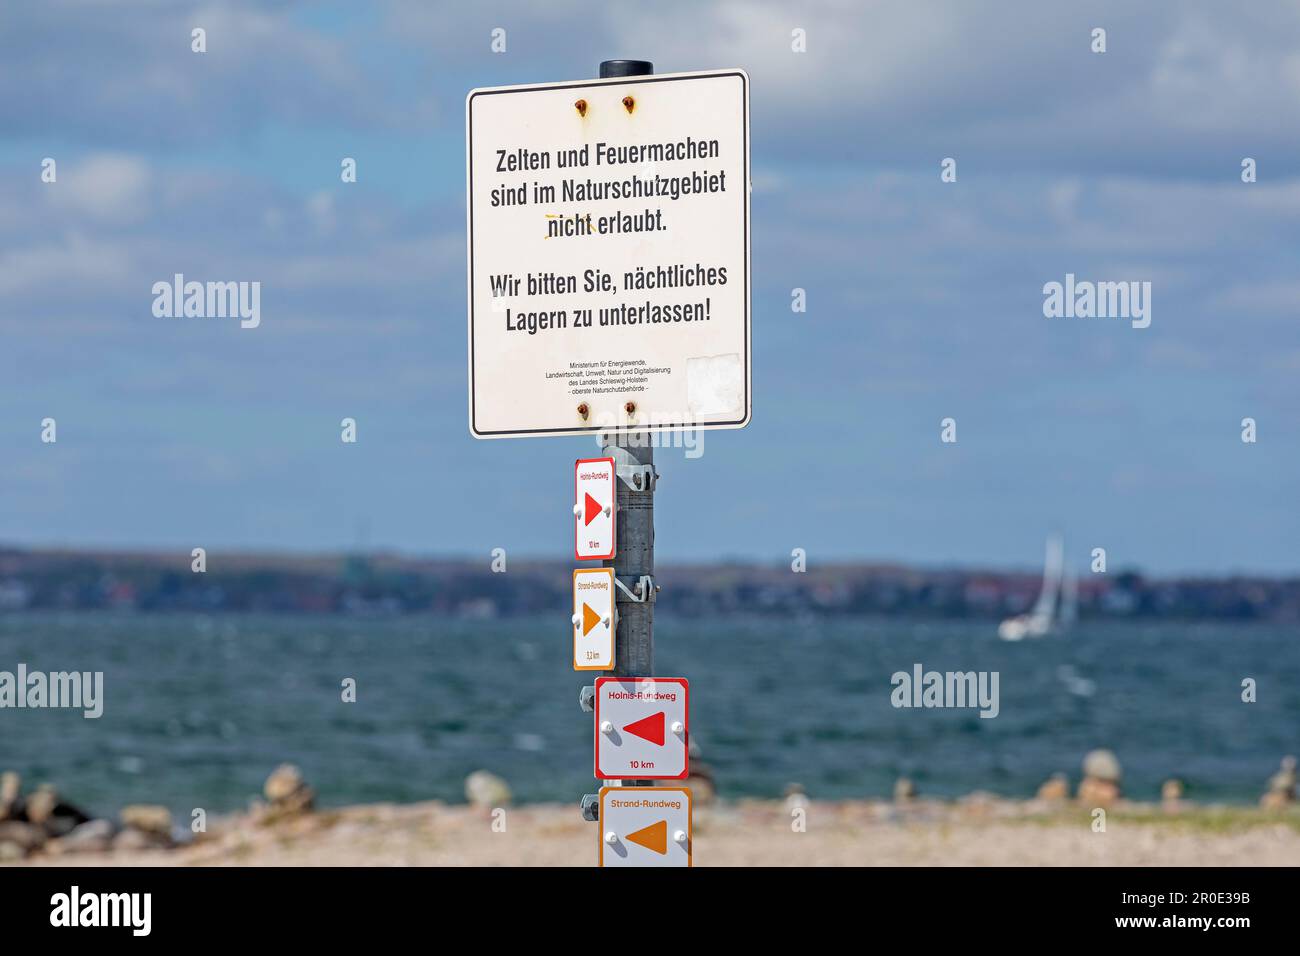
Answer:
[622,711,665,746]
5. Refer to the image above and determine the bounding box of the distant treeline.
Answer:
[0,547,1297,621]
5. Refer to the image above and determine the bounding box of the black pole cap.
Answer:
[599,59,653,78]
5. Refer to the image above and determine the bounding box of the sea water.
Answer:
[0,612,1295,818]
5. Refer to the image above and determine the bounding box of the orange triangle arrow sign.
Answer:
[622,711,665,746]
[582,602,601,636]
[624,819,667,855]
[584,492,603,526]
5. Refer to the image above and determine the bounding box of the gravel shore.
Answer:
[18,797,1300,867]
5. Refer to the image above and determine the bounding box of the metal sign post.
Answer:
[598,59,657,795]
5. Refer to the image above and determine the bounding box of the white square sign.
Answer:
[466,69,750,438]
[573,568,615,671]
[594,676,688,779]
[599,786,692,867]
[574,456,616,560]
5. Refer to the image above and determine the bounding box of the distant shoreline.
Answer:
[3,545,1297,621]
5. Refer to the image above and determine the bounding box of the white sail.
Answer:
[1060,569,1078,627]
[1028,534,1063,625]
[998,533,1066,640]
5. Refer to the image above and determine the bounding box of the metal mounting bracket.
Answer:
[600,439,658,492]
[614,574,655,604]
[618,464,656,492]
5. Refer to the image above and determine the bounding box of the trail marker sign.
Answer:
[594,676,688,779]
[599,786,692,867]
[466,69,751,438]
[574,456,616,560]
[573,568,615,670]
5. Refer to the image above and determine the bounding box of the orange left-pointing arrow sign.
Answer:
[582,602,601,636]
[624,819,667,855]
[584,492,603,526]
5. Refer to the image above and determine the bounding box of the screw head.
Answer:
[622,95,635,113]
[577,403,589,420]
[624,401,636,414]
[673,830,687,844]
[600,720,614,734]
[604,831,618,844]
[575,99,588,117]
[671,721,684,735]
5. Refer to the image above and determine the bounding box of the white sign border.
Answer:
[573,567,616,671]
[597,785,693,867]
[574,455,617,562]
[593,675,690,779]
[465,69,751,439]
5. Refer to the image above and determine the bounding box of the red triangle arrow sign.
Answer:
[584,492,603,526]
[622,711,665,746]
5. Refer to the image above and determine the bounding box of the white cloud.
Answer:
[0,231,133,297]
[49,153,151,222]
[0,0,398,144]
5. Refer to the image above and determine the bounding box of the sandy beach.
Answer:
[16,796,1300,867]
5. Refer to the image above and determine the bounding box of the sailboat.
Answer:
[998,534,1073,641]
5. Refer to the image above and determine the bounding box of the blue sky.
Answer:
[2,0,1298,574]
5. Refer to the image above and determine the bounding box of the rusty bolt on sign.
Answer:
[621,95,635,114]
[577,403,590,420]
[624,401,636,415]
[574,99,588,117]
